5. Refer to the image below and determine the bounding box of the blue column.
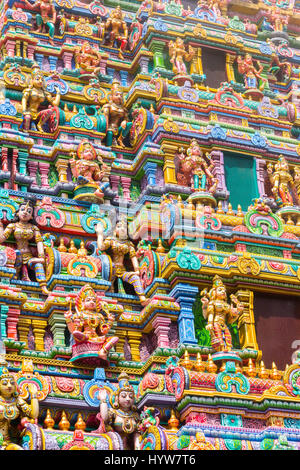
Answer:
[170,283,198,345]
[34,53,44,69]
[0,305,8,340]
[48,56,58,71]
[119,70,128,87]
[106,67,115,82]
[144,162,157,186]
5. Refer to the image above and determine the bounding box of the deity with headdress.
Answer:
[200,275,243,352]
[64,284,119,362]
[267,155,296,207]
[98,372,141,450]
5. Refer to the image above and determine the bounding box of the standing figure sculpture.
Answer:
[267,156,295,207]
[104,6,128,60]
[98,372,141,450]
[0,368,39,450]
[236,54,267,93]
[177,139,218,193]
[64,284,119,362]
[201,275,243,352]
[74,41,103,75]
[168,38,195,76]
[95,218,148,306]
[21,65,60,132]
[22,0,57,44]
[101,80,131,147]
[0,199,48,294]
[70,139,110,202]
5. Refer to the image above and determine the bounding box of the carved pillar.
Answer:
[236,290,259,351]
[170,283,198,345]
[119,70,128,87]
[120,176,131,201]
[256,158,267,198]
[1,147,8,172]
[48,56,58,72]
[226,53,236,82]
[18,317,32,347]
[39,162,50,188]
[27,44,35,60]
[49,314,66,348]
[115,330,126,356]
[32,319,47,351]
[139,56,150,75]
[55,158,69,183]
[5,40,16,58]
[6,307,20,340]
[144,162,157,186]
[0,305,8,339]
[34,52,44,69]
[28,161,39,185]
[210,150,228,193]
[161,142,177,185]
[149,40,166,70]
[127,331,142,361]
[152,316,171,348]
[62,51,73,70]
[110,175,120,194]
[11,148,18,190]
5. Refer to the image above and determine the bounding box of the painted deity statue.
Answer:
[201,275,243,352]
[236,54,267,92]
[22,0,56,44]
[177,139,218,193]
[70,140,110,201]
[95,218,148,306]
[168,38,195,75]
[21,65,60,132]
[267,156,295,207]
[64,284,119,361]
[104,6,128,60]
[293,166,300,203]
[0,368,39,450]
[74,41,102,75]
[98,372,141,450]
[0,199,48,294]
[101,80,131,147]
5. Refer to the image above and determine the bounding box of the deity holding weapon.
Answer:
[267,156,295,207]
[0,368,39,450]
[101,80,131,147]
[0,199,48,294]
[168,38,195,75]
[236,54,267,93]
[70,139,110,202]
[98,372,141,450]
[201,275,243,352]
[22,0,57,44]
[64,284,119,361]
[21,65,60,133]
[104,6,128,60]
[95,218,148,306]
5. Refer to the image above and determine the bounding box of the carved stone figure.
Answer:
[98,372,141,450]
[101,80,131,147]
[23,0,57,44]
[168,38,195,75]
[267,156,295,207]
[236,54,267,94]
[104,6,128,60]
[201,275,243,352]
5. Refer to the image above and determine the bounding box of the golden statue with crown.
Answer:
[267,155,296,207]
[64,284,119,364]
[200,276,243,352]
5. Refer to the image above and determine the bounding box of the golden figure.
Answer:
[101,80,131,147]
[104,6,128,60]
[95,218,148,305]
[98,372,141,450]
[70,139,110,200]
[21,65,60,132]
[74,41,102,75]
[200,275,243,352]
[0,368,39,450]
[0,199,48,294]
[64,284,119,361]
[236,54,267,92]
[293,166,300,202]
[168,38,195,75]
[267,156,295,207]
[177,139,218,192]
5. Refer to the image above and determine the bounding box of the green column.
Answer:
[149,40,166,70]
[49,314,66,348]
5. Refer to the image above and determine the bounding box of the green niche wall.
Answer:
[224,153,259,211]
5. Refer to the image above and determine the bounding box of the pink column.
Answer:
[120,176,131,201]
[11,148,18,190]
[5,40,16,57]
[210,150,228,193]
[256,158,267,198]
[6,307,20,340]
[152,316,171,348]
[1,147,9,190]
[27,44,36,60]
[28,161,39,186]
[62,51,73,69]
[39,162,50,188]
[110,175,120,194]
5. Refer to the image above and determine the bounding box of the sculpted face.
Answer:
[84,294,97,311]
[33,73,44,89]
[112,90,123,105]
[82,144,95,161]
[216,286,226,300]
[118,390,134,411]
[0,376,16,399]
[115,221,127,239]
[18,204,33,223]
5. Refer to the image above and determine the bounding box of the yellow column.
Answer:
[18,318,32,348]
[31,319,48,351]
[115,330,127,357]
[55,158,69,183]
[161,142,177,185]
[226,53,236,82]
[128,331,142,362]
[236,290,259,351]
